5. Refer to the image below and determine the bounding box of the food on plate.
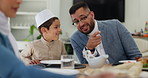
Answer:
[127,62,143,77]
[113,62,135,70]
[84,62,143,78]
[136,57,148,68]
[143,63,148,68]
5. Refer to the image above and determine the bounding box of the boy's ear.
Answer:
[41,27,47,33]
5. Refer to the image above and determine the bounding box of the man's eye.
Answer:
[81,16,87,20]
[74,20,79,23]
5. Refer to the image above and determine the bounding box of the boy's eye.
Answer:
[54,26,59,29]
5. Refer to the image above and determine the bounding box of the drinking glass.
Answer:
[61,55,74,69]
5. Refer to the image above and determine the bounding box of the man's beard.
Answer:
[81,19,95,35]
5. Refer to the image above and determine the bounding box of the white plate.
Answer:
[40,60,61,64]
[40,60,78,64]
[42,68,80,75]
[119,60,136,63]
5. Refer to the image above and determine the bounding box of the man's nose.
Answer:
[78,21,85,27]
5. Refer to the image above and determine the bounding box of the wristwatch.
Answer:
[85,47,95,52]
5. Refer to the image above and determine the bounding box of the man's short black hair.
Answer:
[69,1,89,15]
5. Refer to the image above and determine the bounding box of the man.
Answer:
[69,2,142,64]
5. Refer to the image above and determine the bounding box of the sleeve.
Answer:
[0,45,76,78]
[116,20,142,59]
[20,42,33,65]
[71,38,88,64]
[82,48,98,58]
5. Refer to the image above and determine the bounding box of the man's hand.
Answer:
[86,31,101,50]
[29,59,41,64]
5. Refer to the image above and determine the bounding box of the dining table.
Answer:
[35,62,148,78]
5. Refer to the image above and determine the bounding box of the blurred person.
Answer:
[0,0,20,58]
[20,9,67,65]
[69,2,142,64]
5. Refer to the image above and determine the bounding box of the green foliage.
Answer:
[36,34,42,40]
[30,25,38,35]
[60,30,62,34]
[23,25,41,41]
[143,63,148,68]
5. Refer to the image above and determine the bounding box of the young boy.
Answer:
[20,9,67,65]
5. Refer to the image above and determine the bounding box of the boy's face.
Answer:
[0,0,22,17]
[44,19,61,41]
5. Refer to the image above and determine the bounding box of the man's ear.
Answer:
[90,11,95,19]
[41,27,47,33]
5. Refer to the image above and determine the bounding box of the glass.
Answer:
[61,55,74,69]
[72,11,91,26]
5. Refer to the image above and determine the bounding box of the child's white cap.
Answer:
[35,9,55,28]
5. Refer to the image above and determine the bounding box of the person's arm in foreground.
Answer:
[0,45,76,78]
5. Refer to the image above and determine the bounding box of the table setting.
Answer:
[32,55,148,78]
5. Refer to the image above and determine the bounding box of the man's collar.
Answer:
[88,20,99,36]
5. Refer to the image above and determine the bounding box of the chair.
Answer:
[134,38,148,57]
